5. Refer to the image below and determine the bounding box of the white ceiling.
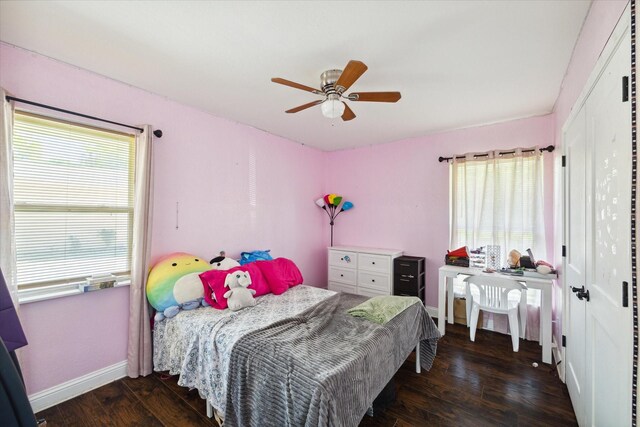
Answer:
[0,1,591,151]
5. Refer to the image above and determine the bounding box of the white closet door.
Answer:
[583,29,632,427]
[564,105,588,426]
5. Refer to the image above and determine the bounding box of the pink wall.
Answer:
[325,115,555,307]
[0,43,328,394]
[550,0,628,344]
[0,0,629,398]
[553,1,628,135]
[18,287,130,394]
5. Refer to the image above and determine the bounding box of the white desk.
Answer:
[438,265,555,364]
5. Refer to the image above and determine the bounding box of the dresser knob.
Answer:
[340,274,344,277]
[372,279,375,282]
[372,262,376,265]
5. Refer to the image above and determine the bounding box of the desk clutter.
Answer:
[445,245,557,277]
[444,246,470,267]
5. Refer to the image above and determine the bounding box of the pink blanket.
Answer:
[200,258,303,309]
[254,258,303,294]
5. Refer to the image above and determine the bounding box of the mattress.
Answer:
[153,285,336,413]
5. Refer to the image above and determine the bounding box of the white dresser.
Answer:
[327,246,403,297]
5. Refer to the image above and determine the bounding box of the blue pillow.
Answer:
[239,249,273,265]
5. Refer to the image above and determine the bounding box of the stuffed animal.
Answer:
[239,249,273,265]
[223,271,256,311]
[146,252,211,321]
[209,251,241,270]
[507,249,522,268]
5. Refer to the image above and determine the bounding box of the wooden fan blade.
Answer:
[348,92,402,102]
[341,102,356,121]
[285,100,324,113]
[272,78,321,94]
[335,60,368,93]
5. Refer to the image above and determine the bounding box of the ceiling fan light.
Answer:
[321,97,345,119]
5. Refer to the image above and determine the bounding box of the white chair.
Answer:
[464,275,527,352]
[464,276,529,338]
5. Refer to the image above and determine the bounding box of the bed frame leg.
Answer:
[206,401,213,419]
[415,342,421,374]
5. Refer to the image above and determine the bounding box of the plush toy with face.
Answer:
[209,251,241,270]
[146,252,211,321]
[223,271,256,311]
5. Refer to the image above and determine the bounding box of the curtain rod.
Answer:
[5,96,163,138]
[438,145,554,163]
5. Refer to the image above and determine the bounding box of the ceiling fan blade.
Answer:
[272,78,322,94]
[285,100,324,114]
[341,102,356,121]
[335,60,368,93]
[348,92,402,102]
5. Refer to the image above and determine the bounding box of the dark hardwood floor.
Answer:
[36,322,577,426]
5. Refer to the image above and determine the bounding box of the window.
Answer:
[449,150,546,261]
[12,111,135,290]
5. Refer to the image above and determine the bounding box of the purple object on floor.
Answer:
[0,269,28,352]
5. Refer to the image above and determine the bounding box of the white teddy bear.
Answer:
[224,271,257,311]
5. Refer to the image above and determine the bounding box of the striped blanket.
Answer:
[223,292,440,427]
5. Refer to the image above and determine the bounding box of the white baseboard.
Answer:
[424,305,438,318]
[28,360,128,413]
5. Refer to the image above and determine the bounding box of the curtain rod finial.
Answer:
[438,156,445,163]
[153,129,163,138]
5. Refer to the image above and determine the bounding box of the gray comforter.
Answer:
[224,292,440,427]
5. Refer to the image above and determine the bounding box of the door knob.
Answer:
[573,286,590,301]
[576,291,590,301]
[571,286,584,293]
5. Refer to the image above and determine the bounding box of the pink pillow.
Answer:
[255,258,303,295]
[200,263,270,309]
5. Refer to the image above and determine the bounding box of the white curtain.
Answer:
[450,147,546,340]
[450,147,546,261]
[127,125,154,377]
[0,88,17,307]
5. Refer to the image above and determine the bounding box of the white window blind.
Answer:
[12,111,135,289]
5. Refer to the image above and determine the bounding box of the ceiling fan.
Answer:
[271,60,401,122]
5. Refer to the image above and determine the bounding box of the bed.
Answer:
[153,285,440,427]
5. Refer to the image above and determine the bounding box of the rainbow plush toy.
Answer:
[146,252,211,321]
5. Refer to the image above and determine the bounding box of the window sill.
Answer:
[18,280,130,305]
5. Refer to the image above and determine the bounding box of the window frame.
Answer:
[12,110,136,295]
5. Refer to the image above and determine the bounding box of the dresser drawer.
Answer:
[358,271,390,292]
[358,253,390,274]
[395,260,420,276]
[394,276,420,294]
[328,267,356,285]
[328,281,356,294]
[357,286,388,298]
[329,250,357,269]
[395,288,425,301]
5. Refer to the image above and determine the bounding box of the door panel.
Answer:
[584,30,632,426]
[564,106,587,426]
[591,319,625,426]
